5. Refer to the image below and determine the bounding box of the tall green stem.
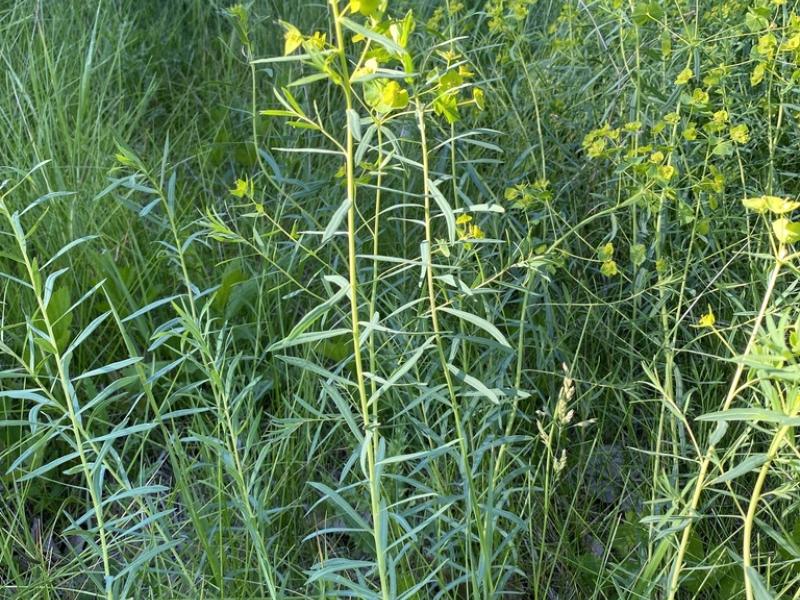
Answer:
[416,100,491,597]
[1,200,113,600]
[667,246,785,598]
[742,424,790,600]
[329,3,389,598]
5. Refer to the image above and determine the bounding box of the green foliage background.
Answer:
[1,0,799,598]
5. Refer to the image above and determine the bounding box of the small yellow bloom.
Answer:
[600,260,618,277]
[783,33,800,52]
[712,110,729,124]
[730,124,750,144]
[458,64,474,78]
[473,87,485,111]
[772,218,800,244]
[697,306,716,328]
[742,195,800,214]
[587,138,606,158]
[352,57,379,80]
[675,67,693,86]
[598,242,614,261]
[230,178,253,199]
[658,165,676,182]
[691,89,710,105]
[307,31,326,50]
[469,224,485,239]
[283,25,303,56]
[437,49,460,62]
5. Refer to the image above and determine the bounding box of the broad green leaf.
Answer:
[349,0,381,16]
[632,2,664,26]
[346,109,362,141]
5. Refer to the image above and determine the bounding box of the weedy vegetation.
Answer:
[1,0,800,598]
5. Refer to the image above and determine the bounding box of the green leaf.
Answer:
[15,450,81,482]
[41,285,73,353]
[632,2,665,26]
[368,338,434,406]
[427,178,456,244]
[340,17,403,56]
[84,422,157,445]
[322,198,351,245]
[697,408,800,425]
[376,440,458,466]
[448,364,501,404]
[712,141,733,156]
[308,482,370,532]
[267,328,352,352]
[74,357,142,381]
[439,307,511,348]
[323,383,363,443]
[710,454,768,485]
[307,558,376,584]
[268,276,350,351]
[346,109,362,141]
[113,540,182,583]
[630,243,646,266]
[746,566,775,600]
[433,93,460,124]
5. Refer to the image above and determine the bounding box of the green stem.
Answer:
[667,245,786,598]
[329,3,390,598]
[416,100,488,598]
[743,424,791,600]
[1,202,113,600]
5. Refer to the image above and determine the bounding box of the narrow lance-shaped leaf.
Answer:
[427,178,456,243]
[322,198,351,245]
[439,307,512,348]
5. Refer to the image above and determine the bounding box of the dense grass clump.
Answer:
[2,1,800,598]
